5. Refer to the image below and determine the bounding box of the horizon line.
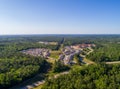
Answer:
[0,33,120,36]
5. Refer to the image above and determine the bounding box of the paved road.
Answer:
[13,71,69,89]
[52,71,69,79]
[21,80,45,89]
[106,61,120,64]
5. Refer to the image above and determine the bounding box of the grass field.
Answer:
[83,58,95,65]
[34,85,42,89]
[50,50,62,59]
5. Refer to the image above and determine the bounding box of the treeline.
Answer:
[42,64,120,89]
[0,42,57,58]
[0,35,63,43]
[63,35,120,46]
[0,36,61,88]
[87,43,120,62]
[0,36,64,58]
[0,56,50,89]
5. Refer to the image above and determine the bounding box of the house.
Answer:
[59,54,65,60]
[63,55,74,65]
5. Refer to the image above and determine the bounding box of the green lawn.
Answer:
[50,51,61,59]
[34,85,42,89]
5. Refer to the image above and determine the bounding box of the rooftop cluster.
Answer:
[71,44,95,50]
[59,44,95,65]
[38,41,58,45]
[21,48,50,58]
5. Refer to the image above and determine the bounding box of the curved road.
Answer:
[106,61,120,64]
[10,71,69,89]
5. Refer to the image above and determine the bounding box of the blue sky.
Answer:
[0,0,120,34]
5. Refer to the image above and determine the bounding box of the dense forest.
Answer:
[42,64,120,89]
[63,35,120,45]
[0,56,50,89]
[0,35,62,88]
[0,35,120,89]
[0,35,63,58]
[87,43,120,62]
[52,60,70,73]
